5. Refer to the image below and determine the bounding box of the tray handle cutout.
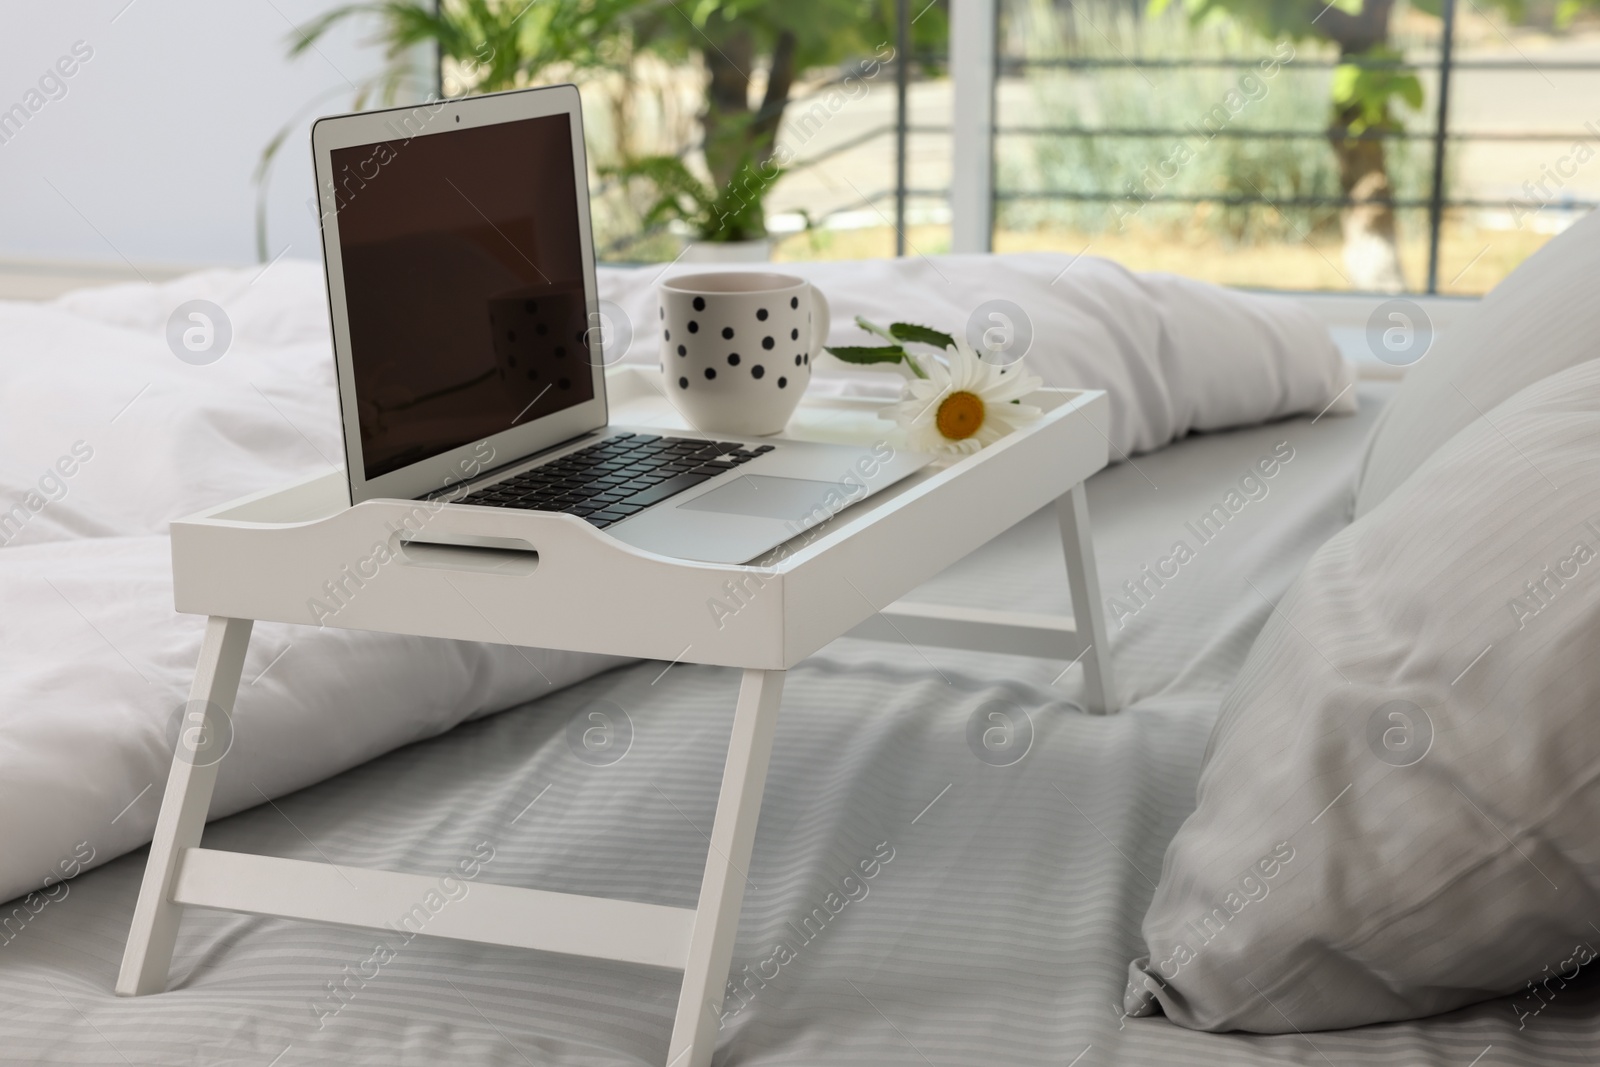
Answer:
[397,534,540,576]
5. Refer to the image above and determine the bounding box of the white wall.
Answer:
[0,0,427,269]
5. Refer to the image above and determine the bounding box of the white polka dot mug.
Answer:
[658,271,830,436]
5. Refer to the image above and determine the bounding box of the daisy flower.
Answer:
[886,338,1043,455]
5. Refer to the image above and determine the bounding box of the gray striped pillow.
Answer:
[1126,356,1600,1032]
[1354,209,1600,517]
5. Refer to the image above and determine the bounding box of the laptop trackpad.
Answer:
[678,474,847,521]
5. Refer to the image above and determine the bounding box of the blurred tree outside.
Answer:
[599,0,923,244]
[262,0,945,256]
[626,1,937,189]
[1159,0,1597,290]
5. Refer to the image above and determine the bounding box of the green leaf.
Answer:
[702,154,783,241]
[1395,73,1424,112]
[604,149,782,242]
[888,322,955,349]
[824,344,907,365]
[1331,50,1423,134]
[1330,63,1361,108]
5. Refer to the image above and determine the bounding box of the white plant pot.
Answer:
[678,238,772,263]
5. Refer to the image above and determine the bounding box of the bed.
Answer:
[2,260,1596,1066]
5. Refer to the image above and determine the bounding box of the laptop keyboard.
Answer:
[458,432,774,529]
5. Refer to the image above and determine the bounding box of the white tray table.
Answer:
[117,368,1115,1067]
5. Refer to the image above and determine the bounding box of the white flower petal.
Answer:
[882,337,1048,453]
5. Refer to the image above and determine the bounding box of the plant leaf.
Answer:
[889,322,956,348]
[1395,72,1425,112]
[825,345,907,365]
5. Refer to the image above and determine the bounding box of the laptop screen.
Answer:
[330,112,595,481]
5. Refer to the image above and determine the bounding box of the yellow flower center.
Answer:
[935,390,985,440]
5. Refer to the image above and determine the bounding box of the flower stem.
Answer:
[855,316,929,378]
[854,315,899,344]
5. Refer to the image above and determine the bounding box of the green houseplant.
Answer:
[259,0,946,260]
[602,150,787,257]
[255,0,637,259]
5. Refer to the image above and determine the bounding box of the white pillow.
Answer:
[1126,357,1600,1031]
[599,252,1356,459]
[1354,209,1600,516]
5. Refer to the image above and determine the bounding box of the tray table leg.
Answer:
[1058,484,1117,715]
[117,615,254,995]
[666,667,786,1067]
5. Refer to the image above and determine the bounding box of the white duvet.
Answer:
[0,253,1350,906]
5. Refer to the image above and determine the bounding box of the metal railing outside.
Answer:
[872,0,1599,293]
[556,0,1598,291]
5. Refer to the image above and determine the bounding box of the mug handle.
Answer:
[807,284,832,361]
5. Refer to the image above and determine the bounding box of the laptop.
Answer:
[310,84,930,565]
